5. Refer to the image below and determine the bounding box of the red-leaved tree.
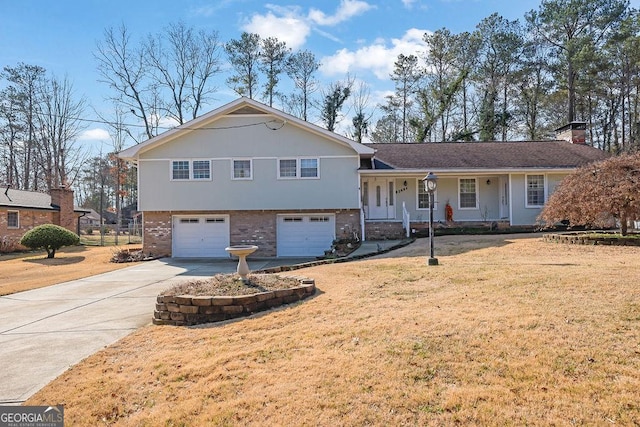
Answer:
[539,153,640,235]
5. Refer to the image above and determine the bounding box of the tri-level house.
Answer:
[118,98,608,257]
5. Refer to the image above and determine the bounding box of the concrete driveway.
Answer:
[0,257,314,405]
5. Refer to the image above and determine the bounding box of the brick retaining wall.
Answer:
[153,277,316,326]
[543,233,640,246]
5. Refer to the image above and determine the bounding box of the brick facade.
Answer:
[1,187,79,252]
[0,209,55,250]
[364,221,406,240]
[142,211,173,257]
[142,209,361,257]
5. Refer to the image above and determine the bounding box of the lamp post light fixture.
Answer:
[423,172,439,266]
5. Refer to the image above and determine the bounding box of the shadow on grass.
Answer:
[373,233,542,259]
[24,256,86,265]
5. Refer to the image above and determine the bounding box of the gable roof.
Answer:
[363,141,609,171]
[0,188,55,210]
[119,97,375,160]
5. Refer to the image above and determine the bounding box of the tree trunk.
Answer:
[567,60,576,123]
[620,211,628,236]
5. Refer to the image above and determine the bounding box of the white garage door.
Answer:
[277,214,335,257]
[173,215,230,257]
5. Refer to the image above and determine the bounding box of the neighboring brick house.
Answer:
[0,185,88,250]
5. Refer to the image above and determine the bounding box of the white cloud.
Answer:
[308,0,375,26]
[241,1,375,50]
[243,9,311,50]
[78,128,110,141]
[320,28,429,79]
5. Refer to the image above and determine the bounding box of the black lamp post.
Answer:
[423,172,439,266]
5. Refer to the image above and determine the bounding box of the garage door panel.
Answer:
[277,214,335,257]
[173,216,229,257]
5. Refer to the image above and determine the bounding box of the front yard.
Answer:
[0,245,141,296]
[24,234,640,425]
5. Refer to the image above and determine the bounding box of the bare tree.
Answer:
[96,23,222,142]
[145,22,222,123]
[348,80,373,143]
[95,25,154,141]
[34,74,87,190]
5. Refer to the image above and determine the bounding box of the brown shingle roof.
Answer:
[0,188,54,210]
[364,141,609,170]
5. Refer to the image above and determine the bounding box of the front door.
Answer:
[364,178,395,220]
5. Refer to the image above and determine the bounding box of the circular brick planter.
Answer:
[153,276,315,326]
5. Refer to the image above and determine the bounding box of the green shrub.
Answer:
[20,224,80,258]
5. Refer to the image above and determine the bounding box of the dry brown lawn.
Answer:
[0,245,142,295]
[26,234,640,426]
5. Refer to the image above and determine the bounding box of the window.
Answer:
[206,218,225,223]
[192,160,211,180]
[362,182,369,206]
[180,218,199,224]
[171,160,211,181]
[459,178,478,209]
[233,159,252,179]
[7,211,19,228]
[172,161,190,180]
[300,158,319,178]
[279,159,297,178]
[283,217,303,222]
[388,181,394,206]
[278,158,319,179]
[417,179,436,210]
[527,174,545,207]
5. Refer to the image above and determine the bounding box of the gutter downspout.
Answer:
[77,211,87,236]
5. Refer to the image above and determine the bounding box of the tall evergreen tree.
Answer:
[390,54,421,143]
[259,37,290,107]
[526,0,629,123]
[225,32,262,99]
[284,50,320,121]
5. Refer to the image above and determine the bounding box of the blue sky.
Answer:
[0,0,622,149]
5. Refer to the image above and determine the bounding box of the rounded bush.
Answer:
[20,224,80,258]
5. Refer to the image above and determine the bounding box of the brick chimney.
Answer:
[50,185,76,233]
[555,121,587,144]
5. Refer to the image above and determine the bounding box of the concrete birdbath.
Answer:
[225,245,258,283]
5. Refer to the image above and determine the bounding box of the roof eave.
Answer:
[359,167,579,175]
[118,97,375,159]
